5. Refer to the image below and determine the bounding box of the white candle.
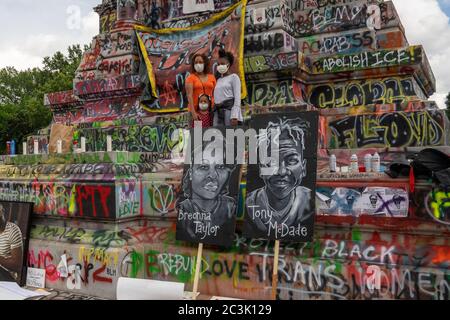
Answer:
[81,137,86,153]
[34,139,39,155]
[23,142,27,155]
[107,135,113,152]
[57,140,63,154]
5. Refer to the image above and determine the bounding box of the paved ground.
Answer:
[25,289,106,300]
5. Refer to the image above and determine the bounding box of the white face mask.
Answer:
[217,64,229,75]
[194,63,205,73]
[199,103,209,111]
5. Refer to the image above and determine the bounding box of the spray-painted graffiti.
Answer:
[44,90,80,107]
[328,110,445,149]
[123,246,449,300]
[116,179,181,218]
[244,31,297,54]
[117,180,141,218]
[75,123,186,154]
[308,77,423,109]
[290,2,398,37]
[33,225,88,244]
[74,75,142,99]
[15,0,447,303]
[425,189,450,226]
[147,183,177,216]
[311,46,423,74]
[28,246,119,293]
[244,52,299,74]
[96,55,140,78]
[0,181,116,219]
[0,163,155,179]
[271,256,449,300]
[162,14,212,29]
[136,2,245,111]
[76,30,138,83]
[246,79,305,106]
[288,0,372,11]
[299,29,376,56]
[25,217,450,300]
[52,98,146,124]
[98,31,137,58]
[0,152,142,166]
[166,0,235,20]
[99,11,117,34]
[245,1,294,35]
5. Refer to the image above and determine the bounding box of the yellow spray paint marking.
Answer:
[431,191,450,219]
[69,184,77,215]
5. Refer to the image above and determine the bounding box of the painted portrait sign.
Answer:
[0,201,33,286]
[176,127,243,247]
[244,112,319,242]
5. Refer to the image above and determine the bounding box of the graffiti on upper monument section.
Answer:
[328,110,445,149]
[308,77,423,109]
[135,1,246,112]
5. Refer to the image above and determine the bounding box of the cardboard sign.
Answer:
[316,187,409,217]
[48,124,74,154]
[244,112,319,242]
[26,268,46,289]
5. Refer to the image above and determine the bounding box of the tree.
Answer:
[0,45,86,154]
[446,92,450,120]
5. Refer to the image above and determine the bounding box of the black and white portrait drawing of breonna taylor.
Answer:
[244,112,319,242]
[176,127,242,247]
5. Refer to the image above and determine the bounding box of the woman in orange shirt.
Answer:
[185,53,216,123]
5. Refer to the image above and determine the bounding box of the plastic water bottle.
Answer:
[330,155,337,173]
[364,154,372,173]
[372,153,381,173]
[350,154,359,173]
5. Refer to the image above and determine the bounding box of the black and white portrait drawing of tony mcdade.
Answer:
[244,112,319,242]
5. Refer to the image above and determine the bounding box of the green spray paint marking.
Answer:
[352,228,362,242]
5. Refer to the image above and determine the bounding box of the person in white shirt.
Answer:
[213,49,243,126]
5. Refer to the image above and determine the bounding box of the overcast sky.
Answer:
[0,0,449,107]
